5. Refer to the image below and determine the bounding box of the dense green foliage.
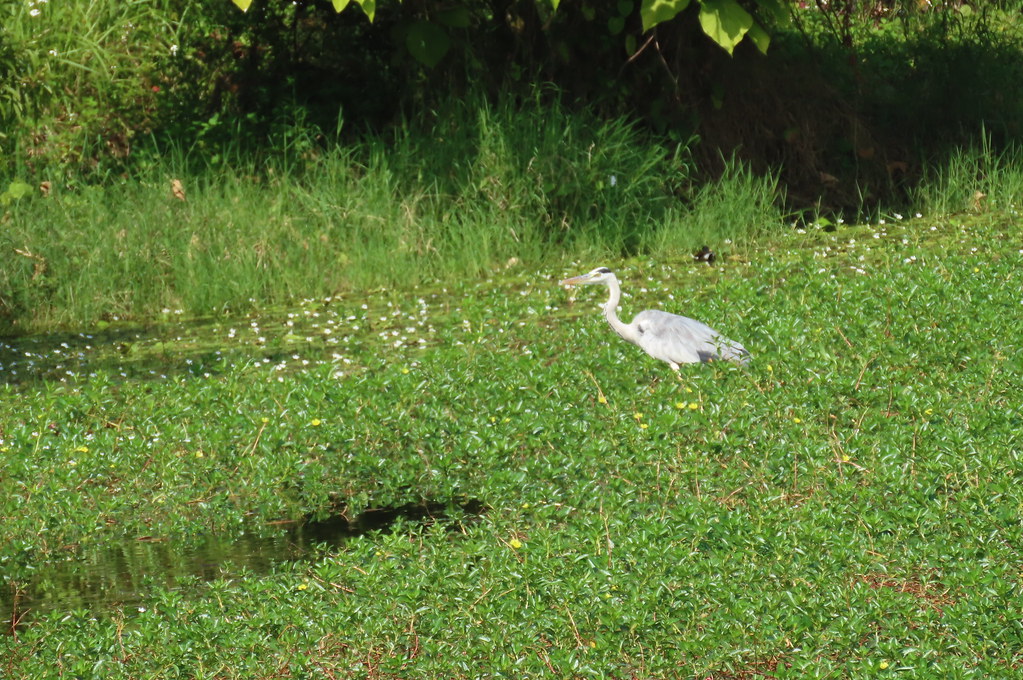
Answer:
[3,0,1023,204]
[3,209,1023,676]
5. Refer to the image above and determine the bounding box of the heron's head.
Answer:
[560,267,614,287]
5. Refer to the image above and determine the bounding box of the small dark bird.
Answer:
[693,245,716,265]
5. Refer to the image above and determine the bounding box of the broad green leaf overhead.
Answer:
[747,21,771,54]
[227,0,763,54]
[356,0,375,21]
[698,0,754,55]
[406,21,451,67]
[640,0,692,32]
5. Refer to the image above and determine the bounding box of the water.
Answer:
[0,292,452,388]
[2,501,483,632]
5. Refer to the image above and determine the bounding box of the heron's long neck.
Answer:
[602,276,640,344]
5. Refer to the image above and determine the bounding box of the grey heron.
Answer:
[560,267,750,372]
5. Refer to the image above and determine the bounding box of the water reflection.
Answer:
[3,500,483,632]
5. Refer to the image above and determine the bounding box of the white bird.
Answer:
[560,267,750,373]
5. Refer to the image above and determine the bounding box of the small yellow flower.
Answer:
[793,417,802,424]
[502,417,510,424]
[675,402,685,409]
[490,416,497,423]
[684,387,693,393]
[879,660,889,670]
[195,451,204,458]
[640,423,649,429]
[296,582,308,591]
[767,364,774,373]
[688,402,699,410]
[521,503,530,509]
[924,408,933,416]
[842,454,850,462]
[261,417,269,424]
[973,267,980,273]
[310,418,322,427]
[589,641,596,648]
[633,412,643,420]
[75,445,89,453]
[597,395,607,404]
[402,367,410,374]
[509,538,523,549]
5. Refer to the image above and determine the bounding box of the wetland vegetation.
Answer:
[4,0,1023,676]
[4,203,1023,676]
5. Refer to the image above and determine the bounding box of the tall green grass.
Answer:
[651,157,782,256]
[3,100,783,331]
[914,136,1023,216]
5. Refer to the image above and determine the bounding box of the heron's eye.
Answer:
[595,267,612,274]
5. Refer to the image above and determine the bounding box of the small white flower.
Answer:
[170,44,179,56]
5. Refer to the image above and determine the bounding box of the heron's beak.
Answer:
[560,273,593,286]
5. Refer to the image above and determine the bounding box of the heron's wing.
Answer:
[633,310,749,365]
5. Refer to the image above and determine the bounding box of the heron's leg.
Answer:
[669,362,684,382]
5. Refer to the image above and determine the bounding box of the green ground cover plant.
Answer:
[2,203,1022,676]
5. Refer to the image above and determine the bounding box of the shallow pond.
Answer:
[2,500,483,632]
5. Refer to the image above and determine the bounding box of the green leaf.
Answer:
[641,0,691,32]
[608,16,626,35]
[747,21,770,54]
[231,0,252,10]
[354,0,376,21]
[0,181,32,205]
[698,0,753,55]
[550,0,561,9]
[406,22,450,68]
[331,0,351,12]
